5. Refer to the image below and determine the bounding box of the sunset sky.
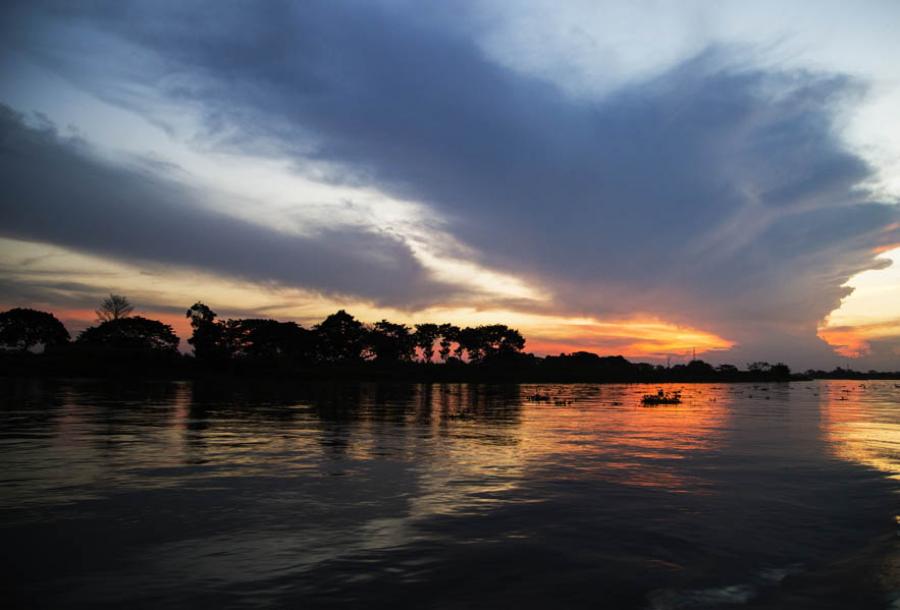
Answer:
[1,0,898,369]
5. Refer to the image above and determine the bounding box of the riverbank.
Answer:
[0,349,814,384]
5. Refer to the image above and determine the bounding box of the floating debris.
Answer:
[526,393,551,402]
[642,389,682,405]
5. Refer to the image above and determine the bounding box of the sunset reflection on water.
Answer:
[2,380,899,609]
[818,380,900,481]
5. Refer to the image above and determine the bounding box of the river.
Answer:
[2,379,898,608]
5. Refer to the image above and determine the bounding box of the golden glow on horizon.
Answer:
[0,238,732,359]
[818,246,900,358]
[505,315,733,359]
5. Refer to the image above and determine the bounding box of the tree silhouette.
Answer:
[748,361,772,373]
[685,359,715,374]
[477,324,525,359]
[221,318,313,361]
[451,325,526,362]
[186,302,224,360]
[96,294,134,322]
[0,308,70,351]
[78,316,179,352]
[438,323,459,361]
[452,327,476,360]
[186,302,217,326]
[369,320,416,362]
[315,310,368,362]
[413,323,440,362]
[770,362,791,378]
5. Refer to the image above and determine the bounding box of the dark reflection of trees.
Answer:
[305,383,367,421]
[300,382,524,426]
[57,380,183,459]
[301,383,526,460]
[0,378,70,446]
[20,379,529,464]
[304,384,366,460]
[188,378,306,410]
[3,379,529,454]
[434,384,523,426]
[0,376,67,412]
[183,379,314,457]
[2,379,185,460]
[26,380,180,457]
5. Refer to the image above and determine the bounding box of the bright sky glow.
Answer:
[819,246,900,358]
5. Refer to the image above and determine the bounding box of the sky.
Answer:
[1,0,898,370]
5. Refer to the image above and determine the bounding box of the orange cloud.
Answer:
[522,317,734,360]
[872,242,900,255]
[818,320,900,358]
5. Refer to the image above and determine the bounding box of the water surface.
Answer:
[2,380,898,608]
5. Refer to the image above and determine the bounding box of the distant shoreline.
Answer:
[3,350,898,384]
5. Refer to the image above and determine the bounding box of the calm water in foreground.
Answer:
[2,379,899,609]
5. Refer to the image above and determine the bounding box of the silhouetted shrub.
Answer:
[77,317,179,352]
[0,308,70,351]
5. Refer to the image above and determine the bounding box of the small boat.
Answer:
[642,389,682,405]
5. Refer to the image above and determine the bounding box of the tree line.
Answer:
[183,302,525,365]
[5,295,892,381]
[0,295,527,367]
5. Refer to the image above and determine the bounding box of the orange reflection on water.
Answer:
[511,384,732,493]
[818,380,900,480]
[30,382,735,522]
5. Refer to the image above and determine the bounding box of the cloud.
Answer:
[0,105,461,308]
[3,1,899,366]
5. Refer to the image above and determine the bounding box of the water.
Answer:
[2,379,898,609]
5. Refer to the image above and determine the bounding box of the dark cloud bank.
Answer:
[2,1,899,366]
[0,105,455,307]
